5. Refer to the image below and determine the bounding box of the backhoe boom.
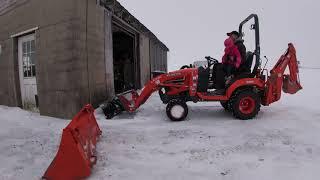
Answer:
[263,43,302,105]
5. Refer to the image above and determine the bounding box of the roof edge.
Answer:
[100,0,169,51]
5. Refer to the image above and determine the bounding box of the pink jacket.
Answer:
[222,38,242,68]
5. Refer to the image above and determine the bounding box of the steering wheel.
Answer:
[205,56,219,67]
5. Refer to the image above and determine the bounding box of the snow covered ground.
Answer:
[0,68,319,180]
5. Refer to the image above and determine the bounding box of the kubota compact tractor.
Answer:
[102,14,302,121]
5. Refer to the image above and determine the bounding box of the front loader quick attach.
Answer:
[101,97,125,119]
[101,90,142,119]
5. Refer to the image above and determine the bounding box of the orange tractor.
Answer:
[102,14,302,121]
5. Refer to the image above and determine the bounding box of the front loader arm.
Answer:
[102,69,195,118]
[132,69,194,111]
[262,43,302,106]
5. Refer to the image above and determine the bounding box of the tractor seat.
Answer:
[229,52,255,86]
[238,51,254,74]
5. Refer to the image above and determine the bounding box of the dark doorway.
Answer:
[112,23,139,94]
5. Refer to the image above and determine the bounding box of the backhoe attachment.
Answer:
[263,43,302,105]
[281,44,302,94]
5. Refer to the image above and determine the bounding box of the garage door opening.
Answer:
[112,24,139,94]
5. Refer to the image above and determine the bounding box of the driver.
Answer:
[222,37,242,83]
[227,31,246,65]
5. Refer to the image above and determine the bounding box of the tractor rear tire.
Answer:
[229,90,261,120]
[166,99,188,121]
[220,101,230,111]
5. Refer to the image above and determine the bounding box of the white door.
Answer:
[18,34,38,109]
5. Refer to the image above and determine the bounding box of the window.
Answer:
[22,40,36,78]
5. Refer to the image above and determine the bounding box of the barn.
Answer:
[0,0,168,118]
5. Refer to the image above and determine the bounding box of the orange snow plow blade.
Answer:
[43,104,102,180]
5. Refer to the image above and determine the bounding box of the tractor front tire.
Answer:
[166,99,188,121]
[229,90,261,120]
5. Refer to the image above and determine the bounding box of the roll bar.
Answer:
[238,14,261,74]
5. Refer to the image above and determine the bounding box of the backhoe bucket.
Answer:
[101,90,139,119]
[283,75,302,94]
